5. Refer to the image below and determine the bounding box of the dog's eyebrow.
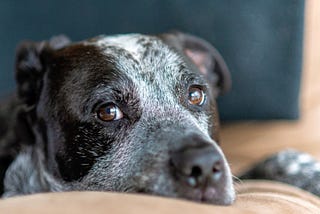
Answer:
[83,79,138,115]
[180,69,209,87]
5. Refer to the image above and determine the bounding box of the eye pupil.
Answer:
[188,87,206,106]
[189,90,201,102]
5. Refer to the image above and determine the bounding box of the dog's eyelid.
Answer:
[184,73,208,88]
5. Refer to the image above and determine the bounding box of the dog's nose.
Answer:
[170,144,224,188]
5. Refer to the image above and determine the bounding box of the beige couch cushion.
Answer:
[0,181,320,214]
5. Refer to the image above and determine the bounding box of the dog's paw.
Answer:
[240,149,320,197]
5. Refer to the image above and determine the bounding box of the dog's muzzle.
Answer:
[169,134,228,202]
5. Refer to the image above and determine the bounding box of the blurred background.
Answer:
[221,0,320,174]
[0,0,307,121]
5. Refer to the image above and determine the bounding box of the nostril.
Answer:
[170,144,226,188]
[211,161,223,181]
[187,166,202,188]
[212,161,222,174]
[190,166,202,178]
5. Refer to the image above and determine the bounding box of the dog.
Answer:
[0,32,235,205]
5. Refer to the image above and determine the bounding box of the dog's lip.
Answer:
[201,187,217,202]
[136,186,217,203]
[135,185,234,205]
[188,187,217,202]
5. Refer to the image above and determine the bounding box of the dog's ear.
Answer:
[15,35,71,106]
[159,32,231,97]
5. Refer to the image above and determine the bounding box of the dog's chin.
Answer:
[179,187,234,205]
[135,184,235,205]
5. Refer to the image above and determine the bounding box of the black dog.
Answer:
[0,32,235,205]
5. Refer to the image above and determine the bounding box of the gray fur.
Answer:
[240,149,320,197]
[2,33,235,205]
[3,147,65,197]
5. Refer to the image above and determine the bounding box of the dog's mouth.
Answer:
[190,187,217,202]
[135,184,227,204]
[128,159,234,205]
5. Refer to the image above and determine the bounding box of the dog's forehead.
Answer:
[90,34,168,59]
[87,34,186,78]
[93,34,149,61]
[84,34,192,105]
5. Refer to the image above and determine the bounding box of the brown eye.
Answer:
[188,86,206,106]
[96,103,123,121]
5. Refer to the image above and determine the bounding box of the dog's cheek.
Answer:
[77,132,171,192]
[55,121,123,182]
[123,137,175,193]
[209,99,221,143]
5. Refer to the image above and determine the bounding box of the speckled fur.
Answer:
[241,149,320,197]
[1,33,234,205]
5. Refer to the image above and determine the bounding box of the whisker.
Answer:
[232,174,243,184]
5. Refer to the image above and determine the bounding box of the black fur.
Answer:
[0,33,234,204]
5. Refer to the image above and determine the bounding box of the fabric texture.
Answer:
[0,0,304,120]
[0,181,319,214]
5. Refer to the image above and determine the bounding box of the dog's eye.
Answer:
[96,103,123,121]
[188,86,206,106]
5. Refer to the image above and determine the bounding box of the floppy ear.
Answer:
[15,35,71,106]
[159,32,231,97]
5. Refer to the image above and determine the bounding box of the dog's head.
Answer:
[14,32,234,204]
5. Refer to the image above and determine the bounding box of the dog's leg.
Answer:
[2,146,65,197]
[240,149,320,197]
[0,95,24,195]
